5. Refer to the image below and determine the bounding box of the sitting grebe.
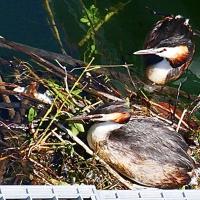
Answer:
[86,101,197,188]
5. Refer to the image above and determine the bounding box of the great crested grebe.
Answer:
[134,15,195,85]
[86,101,198,188]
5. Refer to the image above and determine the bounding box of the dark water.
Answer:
[52,0,200,94]
[0,1,58,51]
[0,1,200,94]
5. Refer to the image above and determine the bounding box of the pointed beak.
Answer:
[89,112,131,123]
[67,114,104,122]
[68,112,131,124]
[133,48,159,55]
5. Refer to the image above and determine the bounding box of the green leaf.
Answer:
[90,4,96,10]
[68,122,84,136]
[74,123,84,133]
[70,125,79,135]
[28,107,37,123]
[71,89,82,95]
[70,146,75,157]
[91,44,96,52]
[80,18,89,23]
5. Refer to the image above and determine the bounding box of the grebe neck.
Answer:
[87,121,123,150]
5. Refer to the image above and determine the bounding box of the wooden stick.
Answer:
[0,37,85,66]
[176,109,188,132]
[0,75,15,119]
[44,0,67,55]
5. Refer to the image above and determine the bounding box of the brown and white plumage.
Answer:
[134,15,195,85]
[86,102,197,188]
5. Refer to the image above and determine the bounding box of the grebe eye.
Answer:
[159,48,167,53]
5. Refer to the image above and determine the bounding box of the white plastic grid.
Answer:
[0,185,199,200]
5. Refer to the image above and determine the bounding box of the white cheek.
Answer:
[160,50,177,58]
[158,46,186,59]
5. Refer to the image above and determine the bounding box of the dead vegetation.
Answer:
[0,37,135,188]
[0,35,199,189]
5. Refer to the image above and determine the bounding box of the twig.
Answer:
[32,169,52,185]
[0,82,19,88]
[125,62,137,90]
[95,91,123,101]
[0,88,48,105]
[172,80,184,119]
[0,37,131,101]
[0,75,15,119]
[29,157,60,179]
[56,122,93,155]
[69,57,94,93]
[55,59,69,92]
[70,64,134,72]
[176,109,188,132]
[150,110,188,132]
[79,1,131,46]
[188,96,200,115]
[149,100,190,130]
[33,96,58,139]
[0,37,84,66]
[44,0,67,55]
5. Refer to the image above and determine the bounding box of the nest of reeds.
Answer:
[0,36,199,189]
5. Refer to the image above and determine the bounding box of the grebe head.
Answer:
[134,45,189,60]
[85,101,131,150]
[89,101,131,123]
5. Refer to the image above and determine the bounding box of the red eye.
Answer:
[159,48,167,53]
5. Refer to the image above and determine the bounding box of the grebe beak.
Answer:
[133,48,164,55]
[89,112,131,123]
[69,112,131,124]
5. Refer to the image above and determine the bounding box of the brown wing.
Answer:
[99,117,195,188]
[166,61,190,82]
[108,117,194,167]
